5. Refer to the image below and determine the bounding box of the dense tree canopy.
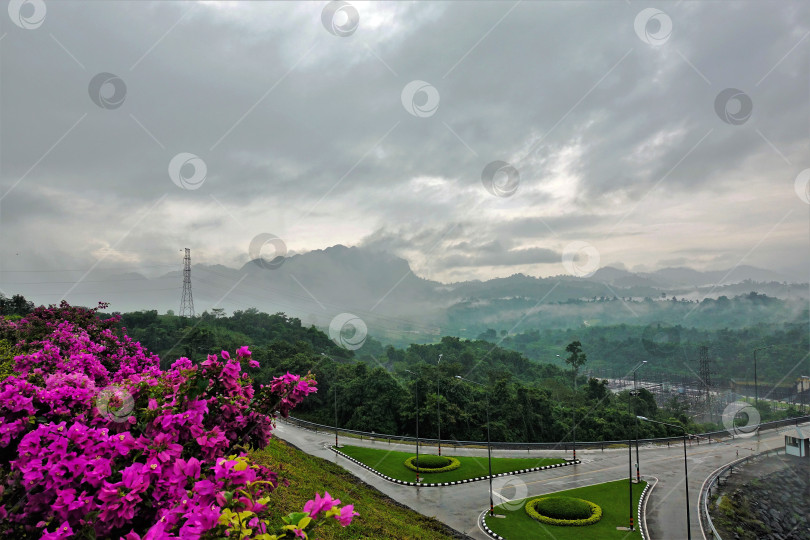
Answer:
[2,293,803,445]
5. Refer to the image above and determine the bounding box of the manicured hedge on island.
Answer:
[404,455,461,473]
[415,455,452,468]
[525,496,602,526]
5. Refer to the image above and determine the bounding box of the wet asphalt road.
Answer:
[273,419,808,539]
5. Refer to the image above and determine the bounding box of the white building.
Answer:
[783,425,809,458]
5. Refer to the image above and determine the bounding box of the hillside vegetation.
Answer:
[252,438,463,539]
[108,303,805,444]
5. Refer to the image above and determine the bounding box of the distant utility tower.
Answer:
[180,248,195,317]
[698,345,712,400]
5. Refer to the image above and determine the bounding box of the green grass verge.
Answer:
[487,479,647,539]
[337,444,566,483]
[250,438,461,539]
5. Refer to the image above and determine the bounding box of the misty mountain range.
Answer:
[5,245,806,345]
[588,265,799,289]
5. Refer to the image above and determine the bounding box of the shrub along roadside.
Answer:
[415,455,452,468]
[525,496,602,526]
[404,455,461,474]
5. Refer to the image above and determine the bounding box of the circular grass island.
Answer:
[403,454,461,474]
[525,496,602,527]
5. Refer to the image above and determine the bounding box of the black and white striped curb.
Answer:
[638,476,657,540]
[481,512,504,540]
[329,446,580,487]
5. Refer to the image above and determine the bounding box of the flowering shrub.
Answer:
[0,302,358,539]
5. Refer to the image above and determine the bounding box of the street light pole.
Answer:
[456,375,494,516]
[628,430,634,531]
[754,348,760,408]
[753,346,774,409]
[406,369,420,483]
[562,352,576,462]
[320,353,339,448]
[484,392,493,515]
[632,361,647,482]
[557,354,577,461]
[637,416,692,540]
[334,378,338,448]
[437,354,443,456]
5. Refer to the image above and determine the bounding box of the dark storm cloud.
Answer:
[1,0,808,292]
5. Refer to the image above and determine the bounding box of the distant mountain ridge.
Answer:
[589,265,791,289]
[6,245,806,347]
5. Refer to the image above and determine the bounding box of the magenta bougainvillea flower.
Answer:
[0,302,356,538]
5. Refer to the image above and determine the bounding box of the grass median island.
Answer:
[336,444,566,483]
[487,479,646,539]
[251,438,462,539]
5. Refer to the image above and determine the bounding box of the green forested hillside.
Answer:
[107,303,806,445]
[481,320,809,384]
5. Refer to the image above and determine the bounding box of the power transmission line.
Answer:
[0,264,178,273]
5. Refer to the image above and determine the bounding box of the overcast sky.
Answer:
[2,0,809,293]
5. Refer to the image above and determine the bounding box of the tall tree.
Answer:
[565,340,588,387]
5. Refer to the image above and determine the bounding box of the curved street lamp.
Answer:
[572,359,577,462]
[456,375,494,516]
[631,360,648,482]
[405,369,421,483]
[752,345,775,408]
[436,354,443,455]
[320,353,339,448]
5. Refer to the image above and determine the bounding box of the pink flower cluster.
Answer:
[0,303,354,539]
[304,491,358,526]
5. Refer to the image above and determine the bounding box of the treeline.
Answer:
[258,340,715,443]
[116,307,372,369]
[479,320,809,386]
[92,303,809,441]
[4,293,804,443]
[254,334,804,443]
[108,306,717,441]
[0,294,34,317]
[448,292,807,344]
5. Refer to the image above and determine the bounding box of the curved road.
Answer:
[273,419,809,539]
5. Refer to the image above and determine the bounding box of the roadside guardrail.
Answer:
[698,446,786,540]
[283,414,810,452]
